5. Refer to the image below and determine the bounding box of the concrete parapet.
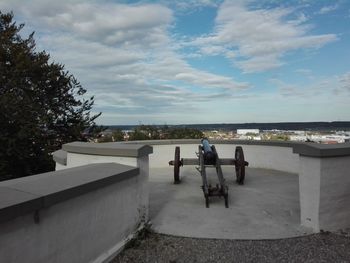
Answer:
[51,140,350,233]
[55,142,153,222]
[125,140,350,233]
[299,154,350,232]
[0,163,146,263]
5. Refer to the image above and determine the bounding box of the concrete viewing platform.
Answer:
[1,140,349,263]
[149,166,312,240]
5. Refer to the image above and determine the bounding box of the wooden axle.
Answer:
[172,158,249,166]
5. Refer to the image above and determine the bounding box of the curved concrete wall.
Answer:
[149,143,299,173]
[52,140,350,233]
[125,140,350,232]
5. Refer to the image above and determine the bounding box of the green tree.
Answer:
[112,129,124,141]
[127,125,203,140]
[128,126,152,141]
[0,12,101,180]
[167,128,203,139]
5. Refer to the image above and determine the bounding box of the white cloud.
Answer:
[0,0,249,123]
[337,72,350,93]
[237,55,284,73]
[270,70,350,99]
[317,4,339,15]
[191,1,338,73]
[170,0,220,11]
[3,0,173,48]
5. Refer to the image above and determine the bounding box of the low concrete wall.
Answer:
[299,154,350,232]
[57,142,153,221]
[295,144,350,232]
[149,143,298,173]
[135,140,350,233]
[319,155,350,231]
[0,163,145,263]
[52,140,350,233]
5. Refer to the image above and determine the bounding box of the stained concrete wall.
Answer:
[298,154,350,232]
[319,155,350,231]
[0,163,144,263]
[299,156,321,231]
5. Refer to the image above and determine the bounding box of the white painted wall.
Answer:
[0,175,142,263]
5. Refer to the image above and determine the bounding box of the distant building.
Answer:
[292,130,306,135]
[237,129,260,135]
[290,135,307,142]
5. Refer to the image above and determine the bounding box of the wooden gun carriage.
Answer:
[169,139,249,208]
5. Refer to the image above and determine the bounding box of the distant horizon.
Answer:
[101,120,350,126]
[102,121,350,132]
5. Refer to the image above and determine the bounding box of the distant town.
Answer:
[203,129,350,144]
[95,122,350,144]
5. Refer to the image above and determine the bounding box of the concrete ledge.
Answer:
[293,142,350,157]
[63,141,153,158]
[0,163,139,223]
[124,140,350,158]
[121,139,299,148]
[54,141,350,166]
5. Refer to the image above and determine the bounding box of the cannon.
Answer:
[169,139,248,208]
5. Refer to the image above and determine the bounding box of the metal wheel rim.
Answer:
[174,146,180,184]
[235,146,245,184]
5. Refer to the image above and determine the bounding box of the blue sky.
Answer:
[1,0,349,125]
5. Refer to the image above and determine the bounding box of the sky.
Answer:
[1,0,349,125]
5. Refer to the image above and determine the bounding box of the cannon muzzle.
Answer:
[201,138,216,165]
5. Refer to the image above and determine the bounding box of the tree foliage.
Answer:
[95,129,124,142]
[112,129,125,141]
[128,125,203,141]
[0,12,101,180]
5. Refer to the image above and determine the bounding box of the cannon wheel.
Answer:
[224,194,229,208]
[205,195,209,208]
[174,146,181,184]
[235,146,245,185]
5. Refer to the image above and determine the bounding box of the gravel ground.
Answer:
[112,231,350,263]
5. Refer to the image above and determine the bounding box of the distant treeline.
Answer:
[97,125,203,142]
[107,121,350,132]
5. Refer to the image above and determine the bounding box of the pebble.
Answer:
[112,231,350,263]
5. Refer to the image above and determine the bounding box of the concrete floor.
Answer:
[149,166,312,240]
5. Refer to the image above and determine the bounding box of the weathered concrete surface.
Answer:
[0,163,145,263]
[149,167,311,240]
[63,141,153,157]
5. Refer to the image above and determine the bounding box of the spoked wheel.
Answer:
[224,194,229,208]
[205,195,209,208]
[174,146,181,184]
[235,146,245,185]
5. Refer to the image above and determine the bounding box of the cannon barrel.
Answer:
[201,138,216,165]
[201,138,212,153]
